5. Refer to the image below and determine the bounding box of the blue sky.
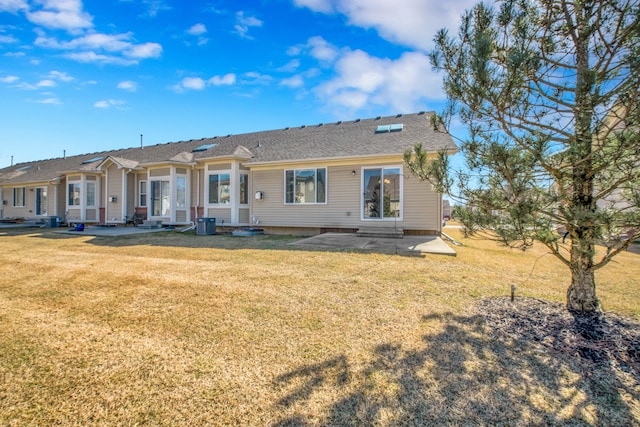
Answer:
[0,0,476,168]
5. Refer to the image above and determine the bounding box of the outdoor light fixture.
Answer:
[351,170,356,176]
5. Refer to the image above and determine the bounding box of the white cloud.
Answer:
[280,75,304,89]
[185,23,208,45]
[187,23,206,35]
[26,0,93,33]
[35,30,162,65]
[208,73,236,86]
[94,99,125,108]
[117,80,137,91]
[0,75,19,83]
[34,97,62,104]
[125,42,162,59]
[4,51,26,56]
[0,34,18,43]
[292,0,333,13]
[295,0,476,51]
[315,50,443,113]
[0,0,27,13]
[171,74,237,92]
[48,70,74,82]
[306,36,339,63]
[277,59,300,73]
[241,71,273,85]
[234,11,262,38]
[37,79,57,87]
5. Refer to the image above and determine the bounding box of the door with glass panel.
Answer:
[150,180,170,216]
[35,187,47,216]
[362,167,401,219]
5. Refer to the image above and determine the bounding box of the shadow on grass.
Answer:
[272,312,636,426]
[15,228,428,258]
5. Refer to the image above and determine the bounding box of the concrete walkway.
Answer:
[290,232,457,256]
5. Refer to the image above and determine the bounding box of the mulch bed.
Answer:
[474,297,640,381]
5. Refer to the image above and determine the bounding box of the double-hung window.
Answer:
[13,187,25,207]
[68,182,81,206]
[239,173,249,205]
[285,168,326,204]
[208,173,230,204]
[139,180,147,207]
[86,182,96,207]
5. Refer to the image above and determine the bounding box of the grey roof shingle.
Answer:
[0,112,456,185]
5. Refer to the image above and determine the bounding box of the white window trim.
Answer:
[283,167,328,205]
[67,181,81,208]
[139,180,147,207]
[206,170,232,207]
[13,187,25,207]
[360,165,404,221]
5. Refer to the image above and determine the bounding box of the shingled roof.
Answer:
[0,112,456,185]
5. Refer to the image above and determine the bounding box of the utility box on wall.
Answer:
[196,217,216,235]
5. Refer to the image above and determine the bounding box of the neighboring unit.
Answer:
[0,112,457,235]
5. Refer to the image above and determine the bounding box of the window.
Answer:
[68,183,81,206]
[240,174,248,204]
[139,180,147,207]
[176,176,186,208]
[86,182,96,207]
[363,167,402,219]
[13,187,25,207]
[208,173,230,204]
[285,168,326,204]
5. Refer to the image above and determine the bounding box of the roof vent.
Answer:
[192,143,218,152]
[336,121,342,125]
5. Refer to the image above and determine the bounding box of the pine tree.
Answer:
[405,0,640,314]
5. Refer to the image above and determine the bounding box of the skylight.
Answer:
[82,156,104,164]
[192,143,218,152]
[17,165,32,171]
[375,123,403,133]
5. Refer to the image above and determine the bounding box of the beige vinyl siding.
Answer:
[251,165,359,229]
[150,168,170,177]
[239,208,250,224]
[86,209,97,221]
[2,186,29,218]
[206,208,231,224]
[67,208,82,221]
[251,162,441,232]
[208,163,231,171]
[401,174,441,232]
[106,164,123,221]
[176,210,187,223]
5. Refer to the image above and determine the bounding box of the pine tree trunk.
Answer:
[567,240,599,313]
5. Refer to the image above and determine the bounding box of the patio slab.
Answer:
[290,233,456,256]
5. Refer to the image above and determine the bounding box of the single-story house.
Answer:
[0,112,457,235]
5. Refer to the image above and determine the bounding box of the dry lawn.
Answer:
[0,227,638,426]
